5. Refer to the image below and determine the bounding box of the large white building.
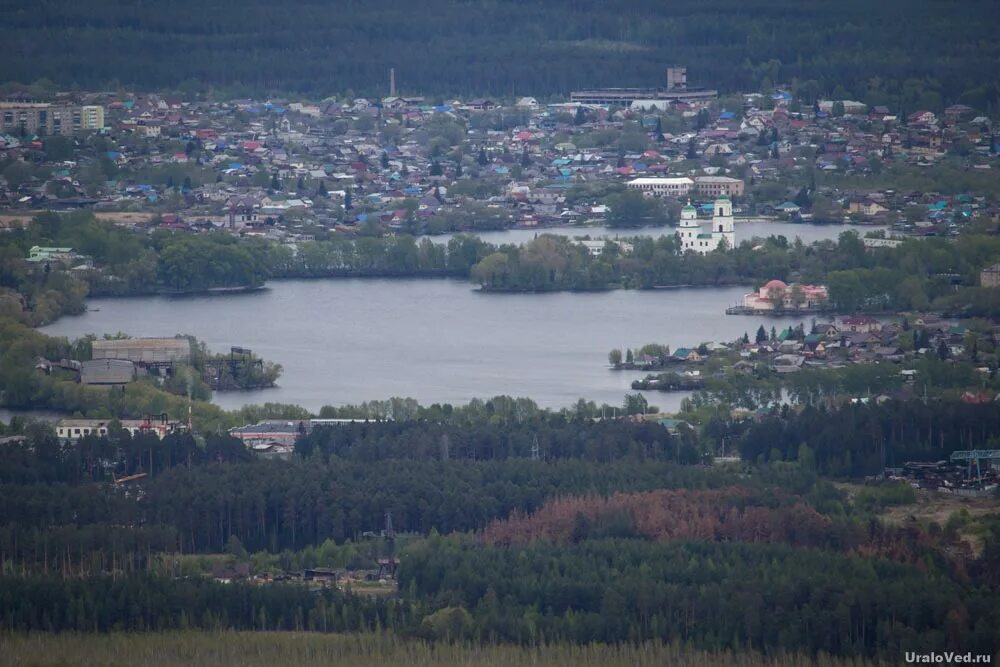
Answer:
[677,197,735,254]
[626,177,693,197]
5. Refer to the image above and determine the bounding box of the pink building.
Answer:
[742,279,828,311]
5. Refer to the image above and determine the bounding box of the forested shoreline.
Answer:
[7,212,1000,330]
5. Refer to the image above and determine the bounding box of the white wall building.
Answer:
[56,417,182,442]
[626,177,693,197]
[677,197,735,254]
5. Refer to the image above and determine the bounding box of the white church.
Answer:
[677,196,735,254]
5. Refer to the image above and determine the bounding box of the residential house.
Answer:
[840,316,882,333]
[847,199,888,217]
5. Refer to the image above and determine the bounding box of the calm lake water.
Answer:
[422,221,889,246]
[41,280,814,413]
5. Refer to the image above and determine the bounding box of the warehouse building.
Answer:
[91,337,192,365]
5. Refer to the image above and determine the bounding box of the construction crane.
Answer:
[950,449,1000,484]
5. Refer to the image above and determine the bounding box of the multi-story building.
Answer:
[626,177,693,197]
[677,197,735,254]
[0,102,105,135]
[693,176,745,198]
[79,105,105,130]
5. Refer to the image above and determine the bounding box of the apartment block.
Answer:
[0,102,106,135]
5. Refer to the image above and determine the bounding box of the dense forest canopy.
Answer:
[0,0,998,106]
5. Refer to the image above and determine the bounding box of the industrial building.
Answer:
[570,66,717,106]
[91,337,192,365]
[229,421,311,448]
[80,359,138,387]
[230,418,388,456]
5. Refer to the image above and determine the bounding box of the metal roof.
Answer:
[92,338,191,363]
[80,359,136,385]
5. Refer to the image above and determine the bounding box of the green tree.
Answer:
[2,161,33,189]
[827,270,867,311]
[43,135,75,161]
[606,191,663,228]
[686,139,697,160]
[789,284,805,309]
[623,393,649,415]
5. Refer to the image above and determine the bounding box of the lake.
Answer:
[421,221,889,246]
[41,280,814,413]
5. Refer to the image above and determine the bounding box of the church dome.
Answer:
[762,279,788,290]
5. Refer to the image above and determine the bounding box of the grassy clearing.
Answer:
[878,489,998,526]
[878,489,999,555]
[0,632,888,667]
[837,483,1000,556]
